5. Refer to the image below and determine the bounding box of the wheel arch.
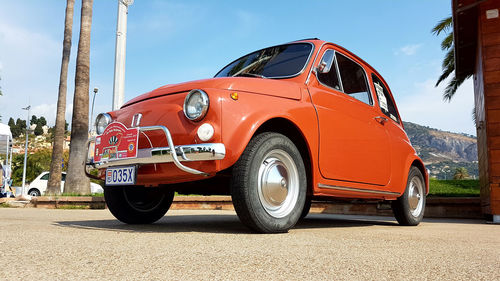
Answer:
[253,117,314,196]
[410,158,429,194]
[28,188,41,196]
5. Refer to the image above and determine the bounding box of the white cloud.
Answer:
[395,44,423,56]
[31,104,57,125]
[397,78,476,135]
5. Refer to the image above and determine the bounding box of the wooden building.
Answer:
[453,0,500,222]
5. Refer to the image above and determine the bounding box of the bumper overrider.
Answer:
[85,125,226,177]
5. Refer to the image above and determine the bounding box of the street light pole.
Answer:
[21,105,31,195]
[112,0,134,111]
[90,87,98,133]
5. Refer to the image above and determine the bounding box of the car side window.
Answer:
[40,173,49,180]
[316,50,341,91]
[372,74,399,123]
[335,53,372,105]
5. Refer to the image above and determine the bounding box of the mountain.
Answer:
[403,122,478,179]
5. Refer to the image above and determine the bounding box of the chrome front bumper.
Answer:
[86,125,225,176]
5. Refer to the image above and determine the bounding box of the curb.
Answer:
[1,196,484,219]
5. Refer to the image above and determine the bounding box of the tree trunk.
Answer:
[65,0,93,194]
[46,0,75,195]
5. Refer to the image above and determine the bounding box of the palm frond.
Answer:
[431,16,452,36]
[441,33,453,51]
[442,48,454,70]
[443,73,472,102]
[443,76,458,102]
[436,49,455,87]
[436,66,454,87]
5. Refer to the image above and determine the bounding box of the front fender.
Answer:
[218,90,318,171]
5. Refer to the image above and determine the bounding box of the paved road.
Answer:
[0,208,498,280]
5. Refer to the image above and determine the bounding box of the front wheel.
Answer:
[104,186,175,224]
[231,132,307,233]
[392,167,426,226]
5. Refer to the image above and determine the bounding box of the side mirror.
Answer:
[316,50,334,74]
[317,61,328,73]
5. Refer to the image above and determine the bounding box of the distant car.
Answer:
[28,171,103,196]
[88,39,428,233]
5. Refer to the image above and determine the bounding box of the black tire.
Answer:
[231,132,307,233]
[300,196,312,219]
[104,186,175,224]
[28,189,41,197]
[392,166,426,226]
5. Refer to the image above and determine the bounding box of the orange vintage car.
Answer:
[87,39,428,233]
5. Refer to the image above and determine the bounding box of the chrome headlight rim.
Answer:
[183,89,209,122]
[95,113,112,135]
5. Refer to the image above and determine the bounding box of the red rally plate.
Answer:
[94,121,139,162]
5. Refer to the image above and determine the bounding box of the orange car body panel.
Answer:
[97,39,428,199]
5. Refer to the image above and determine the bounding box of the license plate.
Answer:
[106,166,136,186]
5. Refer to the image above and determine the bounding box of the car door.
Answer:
[308,48,391,186]
[370,73,407,184]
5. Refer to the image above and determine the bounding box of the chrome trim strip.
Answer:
[305,42,327,85]
[306,46,375,108]
[333,51,344,92]
[87,125,226,176]
[334,52,374,106]
[92,143,225,169]
[318,183,400,196]
[315,49,344,92]
[131,113,142,127]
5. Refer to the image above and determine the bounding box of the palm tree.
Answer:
[432,17,472,101]
[453,167,469,180]
[65,0,93,194]
[46,0,75,195]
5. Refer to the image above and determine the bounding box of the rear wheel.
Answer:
[231,132,307,233]
[392,167,426,226]
[104,186,175,224]
[28,189,41,197]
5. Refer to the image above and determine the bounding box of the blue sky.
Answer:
[0,0,476,135]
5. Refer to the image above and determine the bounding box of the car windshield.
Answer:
[215,43,313,79]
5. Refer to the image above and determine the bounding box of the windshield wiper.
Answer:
[233,73,267,79]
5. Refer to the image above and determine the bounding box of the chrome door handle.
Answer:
[374,116,388,124]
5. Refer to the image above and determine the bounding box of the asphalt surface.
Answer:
[0,208,498,281]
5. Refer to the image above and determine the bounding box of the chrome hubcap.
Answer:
[257,149,299,218]
[408,176,424,217]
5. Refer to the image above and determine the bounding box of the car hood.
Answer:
[122,77,302,108]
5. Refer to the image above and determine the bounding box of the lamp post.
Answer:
[112,0,134,110]
[90,87,98,133]
[21,105,31,195]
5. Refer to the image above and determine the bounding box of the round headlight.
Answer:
[95,113,112,135]
[183,89,209,121]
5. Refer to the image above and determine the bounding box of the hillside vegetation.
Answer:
[403,122,478,179]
